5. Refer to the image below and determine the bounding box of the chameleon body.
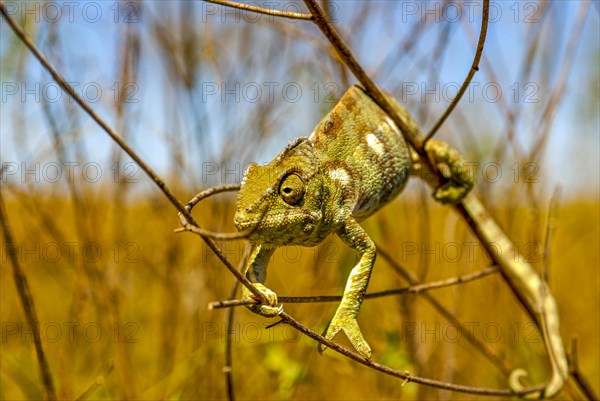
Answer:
[234,85,472,358]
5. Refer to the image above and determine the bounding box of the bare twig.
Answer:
[0,3,267,305]
[224,258,248,401]
[302,0,421,142]
[185,184,240,209]
[277,311,544,397]
[224,292,237,401]
[208,266,498,309]
[176,184,253,240]
[204,0,313,20]
[569,338,598,401]
[376,246,513,375]
[175,223,250,240]
[0,194,56,400]
[424,1,489,141]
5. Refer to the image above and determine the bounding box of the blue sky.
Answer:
[1,1,598,199]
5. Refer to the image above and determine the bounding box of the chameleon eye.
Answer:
[279,173,305,205]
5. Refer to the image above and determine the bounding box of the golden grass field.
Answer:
[2,188,598,399]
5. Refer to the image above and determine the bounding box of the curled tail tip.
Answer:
[509,369,542,399]
[509,368,528,388]
[509,368,565,399]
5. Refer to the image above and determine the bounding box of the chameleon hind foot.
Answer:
[424,139,474,204]
[319,309,372,359]
[242,283,282,317]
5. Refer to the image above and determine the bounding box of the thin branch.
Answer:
[569,338,598,401]
[0,4,182,218]
[376,246,513,375]
[425,0,489,141]
[302,0,419,140]
[208,266,498,309]
[204,0,313,20]
[301,0,445,211]
[224,295,237,401]
[0,194,56,400]
[224,258,248,401]
[0,3,268,305]
[277,311,545,397]
[176,184,252,240]
[175,223,250,240]
[185,183,240,209]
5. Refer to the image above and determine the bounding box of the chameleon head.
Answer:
[234,137,326,246]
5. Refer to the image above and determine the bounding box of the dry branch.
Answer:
[424,1,489,141]
[278,311,545,397]
[204,0,313,20]
[208,266,498,309]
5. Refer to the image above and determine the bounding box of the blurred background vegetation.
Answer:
[1,1,598,399]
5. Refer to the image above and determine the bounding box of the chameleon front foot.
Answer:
[319,310,372,359]
[242,283,282,317]
[424,139,474,204]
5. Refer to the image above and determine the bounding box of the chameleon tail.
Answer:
[462,195,568,399]
[508,283,568,399]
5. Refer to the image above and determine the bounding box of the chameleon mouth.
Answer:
[233,213,276,232]
[233,218,261,231]
[233,207,268,232]
[234,210,322,233]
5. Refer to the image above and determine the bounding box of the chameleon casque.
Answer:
[233,85,473,358]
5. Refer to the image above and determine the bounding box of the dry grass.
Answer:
[1,192,598,399]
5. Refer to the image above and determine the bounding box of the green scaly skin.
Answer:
[234,85,473,358]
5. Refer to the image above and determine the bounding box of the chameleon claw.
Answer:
[319,313,372,359]
[424,139,474,204]
[242,283,282,317]
[317,320,340,354]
